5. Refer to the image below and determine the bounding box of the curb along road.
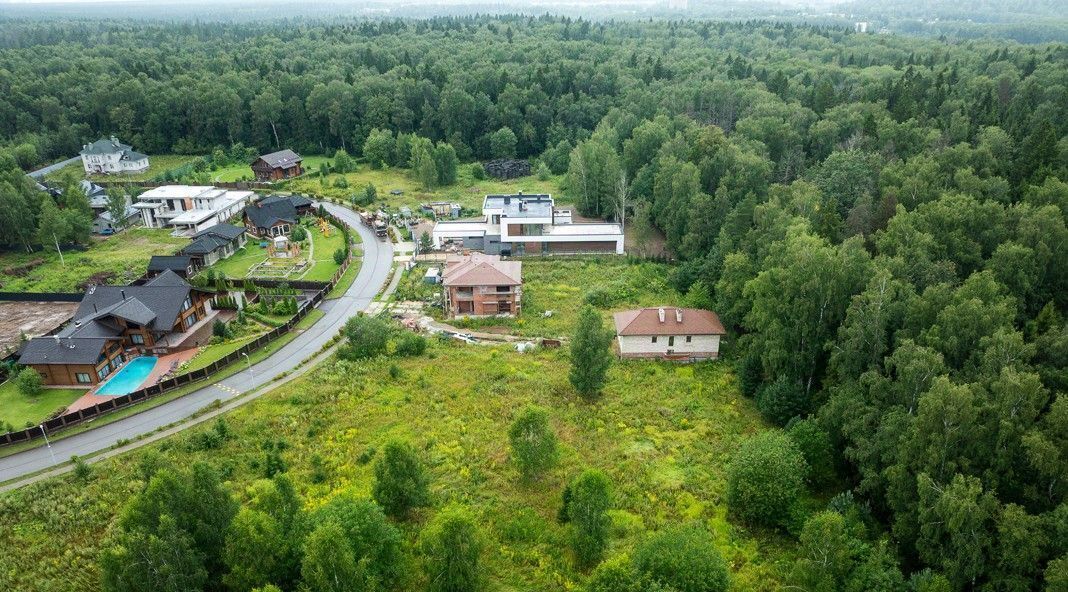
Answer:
[0,202,393,487]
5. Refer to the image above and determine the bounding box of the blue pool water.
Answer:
[96,356,158,396]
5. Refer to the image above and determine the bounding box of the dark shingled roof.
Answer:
[18,270,201,366]
[147,255,192,272]
[194,223,246,241]
[244,196,300,230]
[76,270,193,332]
[182,224,246,256]
[18,336,115,365]
[256,149,302,169]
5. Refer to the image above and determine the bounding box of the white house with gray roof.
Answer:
[80,136,149,174]
[431,193,624,255]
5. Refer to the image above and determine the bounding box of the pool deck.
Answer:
[65,349,198,413]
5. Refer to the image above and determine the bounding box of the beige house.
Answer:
[612,307,726,361]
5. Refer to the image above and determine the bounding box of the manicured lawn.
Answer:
[285,162,566,213]
[0,381,86,429]
[207,220,344,281]
[0,227,188,293]
[44,154,202,184]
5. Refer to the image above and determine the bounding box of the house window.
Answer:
[668,336,675,347]
[686,336,692,343]
[651,336,657,343]
[131,333,144,345]
[75,373,91,384]
[98,366,110,380]
[183,297,192,311]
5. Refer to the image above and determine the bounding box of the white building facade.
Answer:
[432,194,625,255]
[133,185,255,235]
[613,307,726,361]
[80,137,149,174]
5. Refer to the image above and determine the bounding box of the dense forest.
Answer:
[0,13,1066,592]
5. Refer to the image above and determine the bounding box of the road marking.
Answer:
[215,384,242,396]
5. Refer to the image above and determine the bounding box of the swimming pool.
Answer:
[96,356,158,396]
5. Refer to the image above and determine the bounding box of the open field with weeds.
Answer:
[0,228,188,292]
[396,257,689,338]
[0,337,791,591]
[285,162,567,213]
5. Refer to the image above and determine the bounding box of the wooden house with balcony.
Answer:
[441,253,522,317]
[17,271,214,386]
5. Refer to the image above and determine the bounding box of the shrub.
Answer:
[394,332,427,357]
[786,418,835,487]
[372,440,430,519]
[536,161,552,181]
[333,248,346,266]
[585,554,644,592]
[290,225,307,241]
[72,455,92,482]
[470,162,487,180]
[566,469,612,568]
[339,315,390,360]
[15,367,42,397]
[756,376,808,426]
[633,525,730,592]
[727,431,807,529]
[508,406,558,482]
[421,504,483,592]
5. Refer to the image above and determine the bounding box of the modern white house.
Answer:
[612,307,726,361]
[79,137,149,174]
[431,193,625,255]
[133,185,255,235]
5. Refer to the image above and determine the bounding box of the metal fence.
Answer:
[0,292,84,302]
[0,212,356,447]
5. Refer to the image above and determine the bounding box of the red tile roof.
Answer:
[613,307,726,336]
[442,253,522,287]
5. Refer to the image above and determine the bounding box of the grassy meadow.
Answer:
[394,258,689,339]
[0,228,188,292]
[285,162,567,213]
[0,338,790,591]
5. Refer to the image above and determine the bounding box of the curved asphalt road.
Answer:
[0,202,393,484]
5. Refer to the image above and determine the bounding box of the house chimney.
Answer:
[53,335,60,344]
[120,289,126,300]
[658,308,665,323]
[676,309,683,323]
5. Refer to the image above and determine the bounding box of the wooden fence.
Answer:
[0,212,356,447]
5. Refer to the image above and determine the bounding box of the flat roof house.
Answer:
[133,185,255,235]
[442,253,522,317]
[432,193,624,255]
[612,307,726,361]
[243,195,314,237]
[18,270,214,386]
[180,223,248,267]
[80,136,149,175]
[252,149,303,182]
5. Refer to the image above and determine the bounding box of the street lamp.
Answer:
[241,352,253,382]
[39,423,56,464]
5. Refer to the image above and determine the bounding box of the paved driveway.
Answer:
[0,202,393,483]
